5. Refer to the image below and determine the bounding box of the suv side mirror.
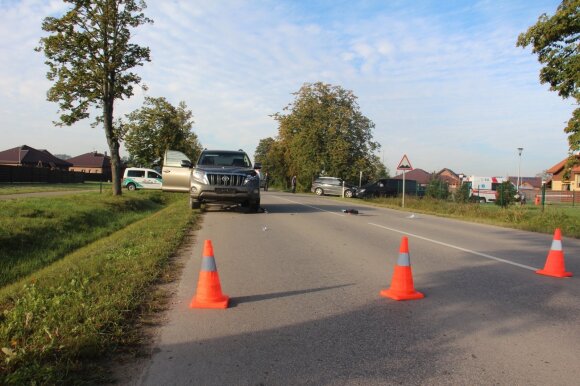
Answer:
[253,162,262,170]
[180,160,192,168]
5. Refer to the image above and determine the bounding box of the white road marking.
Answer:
[368,222,538,271]
[271,194,538,271]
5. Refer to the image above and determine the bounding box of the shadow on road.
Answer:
[229,283,355,307]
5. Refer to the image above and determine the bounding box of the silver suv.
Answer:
[162,149,261,212]
[311,176,357,198]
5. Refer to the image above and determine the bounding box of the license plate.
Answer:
[215,188,236,194]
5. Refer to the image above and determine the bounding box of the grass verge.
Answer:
[0,193,196,385]
[0,191,172,287]
[342,196,580,238]
[0,182,111,195]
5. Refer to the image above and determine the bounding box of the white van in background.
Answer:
[123,168,162,190]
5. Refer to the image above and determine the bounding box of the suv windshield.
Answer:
[198,151,251,167]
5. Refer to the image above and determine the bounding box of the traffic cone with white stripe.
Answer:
[190,240,230,309]
[380,236,424,301]
[536,228,572,278]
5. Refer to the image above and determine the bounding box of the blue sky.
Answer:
[0,0,574,177]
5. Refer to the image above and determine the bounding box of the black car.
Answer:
[357,178,418,198]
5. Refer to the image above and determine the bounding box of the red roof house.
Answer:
[67,151,112,175]
[0,145,72,170]
[546,155,580,191]
[393,168,432,186]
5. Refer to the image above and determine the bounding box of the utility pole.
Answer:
[517,147,524,191]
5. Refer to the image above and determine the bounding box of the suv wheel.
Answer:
[248,199,260,213]
[127,183,136,191]
[315,188,324,196]
[190,196,201,209]
[344,189,354,198]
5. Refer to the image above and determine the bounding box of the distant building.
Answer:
[67,151,112,180]
[546,155,580,191]
[506,176,543,191]
[393,168,432,187]
[436,168,462,190]
[0,145,72,170]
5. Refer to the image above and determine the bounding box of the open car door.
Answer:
[162,150,192,192]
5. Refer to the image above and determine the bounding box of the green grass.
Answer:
[0,192,196,385]
[0,182,112,195]
[349,196,580,238]
[0,191,172,287]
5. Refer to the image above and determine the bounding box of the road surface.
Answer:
[131,191,580,385]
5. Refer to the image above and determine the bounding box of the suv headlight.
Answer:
[192,169,208,184]
[244,174,259,185]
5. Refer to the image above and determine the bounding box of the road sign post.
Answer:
[396,154,413,208]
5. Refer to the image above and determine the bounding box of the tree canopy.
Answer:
[37,0,152,195]
[122,97,202,167]
[254,137,276,167]
[425,177,450,200]
[517,0,580,155]
[260,82,384,190]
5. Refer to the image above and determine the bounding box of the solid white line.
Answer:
[272,195,345,217]
[270,195,537,271]
[368,222,538,271]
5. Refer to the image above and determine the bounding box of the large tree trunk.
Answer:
[103,95,122,196]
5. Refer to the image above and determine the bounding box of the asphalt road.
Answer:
[134,191,580,386]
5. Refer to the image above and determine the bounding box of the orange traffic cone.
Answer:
[380,236,424,301]
[536,228,572,278]
[190,240,230,309]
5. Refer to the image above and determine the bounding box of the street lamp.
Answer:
[517,147,524,191]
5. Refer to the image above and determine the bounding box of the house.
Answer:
[67,151,111,174]
[0,145,72,170]
[436,168,462,190]
[393,168,432,187]
[506,176,543,191]
[545,154,580,191]
[67,151,113,181]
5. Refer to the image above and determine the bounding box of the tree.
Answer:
[425,177,450,200]
[369,154,390,181]
[517,0,580,158]
[271,82,381,189]
[495,181,518,208]
[37,0,152,195]
[455,182,471,203]
[254,137,276,167]
[123,97,202,167]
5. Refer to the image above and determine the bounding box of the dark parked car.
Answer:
[357,178,418,198]
[311,177,357,198]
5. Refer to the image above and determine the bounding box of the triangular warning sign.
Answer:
[397,154,413,170]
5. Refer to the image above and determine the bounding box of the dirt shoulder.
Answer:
[107,227,199,385]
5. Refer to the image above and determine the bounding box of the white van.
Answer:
[122,168,162,190]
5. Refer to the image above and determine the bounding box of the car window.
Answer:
[199,152,251,167]
[147,171,161,178]
[127,170,145,178]
[165,150,190,167]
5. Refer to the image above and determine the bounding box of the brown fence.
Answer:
[0,165,85,184]
[534,191,580,206]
